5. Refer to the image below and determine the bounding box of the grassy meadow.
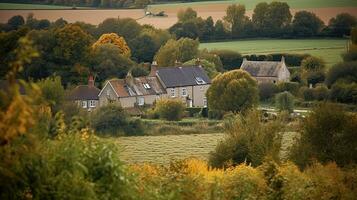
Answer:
[200,39,347,66]
[117,133,224,164]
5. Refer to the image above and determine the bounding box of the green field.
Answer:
[117,133,224,164]
[0,3,87,9]
[200,39,347,66]
[150,0,357,10]
[116,131,298,164]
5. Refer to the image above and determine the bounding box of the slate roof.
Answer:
[107,76,166,98]
[240,60,283,77]
[69,85,100,100]
[157,66,211,88]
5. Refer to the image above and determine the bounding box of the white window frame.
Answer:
[106,89,110,96]
[203,97,207,108]
[82,101,87,108]
[170,88,175,97]
[181,87,187,97]
[89,100,96,108]
[138,97,145,106]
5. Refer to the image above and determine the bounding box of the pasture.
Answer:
[200,39,347,66]
[117,133,224,164]
[116,131,299,164]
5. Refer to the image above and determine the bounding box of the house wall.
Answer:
[119,97,136,108]
[255,77,279,84]
[166,86,194,105]
[98,83,118,107]
[278,63,290,82]
[76,100,99,111]
[192,84,210,107]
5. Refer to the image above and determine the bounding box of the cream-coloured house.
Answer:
[156,65,211,107]
[240,57,290,83]
[98,63,211,108]
[98,73,166,108]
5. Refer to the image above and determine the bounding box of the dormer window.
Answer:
[143,83,151,89]
[195,77,205,85]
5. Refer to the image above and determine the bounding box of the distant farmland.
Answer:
[200,39,347,66]
[1,0,356,29]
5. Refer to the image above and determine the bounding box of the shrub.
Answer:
[258,82,279,101]
[275,91,295,113]
[208,109,225,120]
[300,86,315,101]
[209,109,283,168]
[326,61,357,86]
[277,81,300,96]
[306,70,325,86]
[200,107,208,118]
[186,107,202,117]
[91,104,144,136]
[290,103,357,168]
[301,56,325,71]
[155,98,186,121]
[329,81,357,104]
[313,84,329,101]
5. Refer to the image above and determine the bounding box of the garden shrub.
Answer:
[277,81,300,96]
[208,109,225,120]
[300,86,315,101]
[329,81,357,104]
[200,107,208,118]
[155,98,186,121]
[259,82,279,101]
[186,107,202,117]
[275,91,295,113]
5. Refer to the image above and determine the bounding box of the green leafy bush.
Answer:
[275,91,295,113]
[154,98,186,121]
[91,104,144,136]
[209,110,283,168]
[329,82,357,104]
[290,103,357,168]
[186,107,202,117]
[259,82,279,101]
[277,81,300,96]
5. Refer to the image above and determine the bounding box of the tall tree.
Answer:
[7,15,25,31]
[177,7,197,22]
[224,4,247,38]
[252,2,269,31]
[328,13,357,37]
[53,24,93,65]
[292,11,324,37]
[92,33,131,57]
[130,34,156,63]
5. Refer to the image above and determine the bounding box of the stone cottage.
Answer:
[240,57,290,83]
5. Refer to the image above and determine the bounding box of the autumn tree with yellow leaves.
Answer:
[92,33,131,57]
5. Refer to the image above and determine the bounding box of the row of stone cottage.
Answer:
[69,57,290,111]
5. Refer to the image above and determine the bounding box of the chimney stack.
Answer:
[149,61,158,76]
[243,57,247,62]
[88,75,94,87]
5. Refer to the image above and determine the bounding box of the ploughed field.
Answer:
[200,39,347,66]
[1,0,356,29]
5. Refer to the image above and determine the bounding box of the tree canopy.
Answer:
[207,70,258,113]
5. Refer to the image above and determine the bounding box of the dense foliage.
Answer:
[154,98,186,121]
[207,70,258,113]
[210,110,284,167]
[91,104,144,136]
